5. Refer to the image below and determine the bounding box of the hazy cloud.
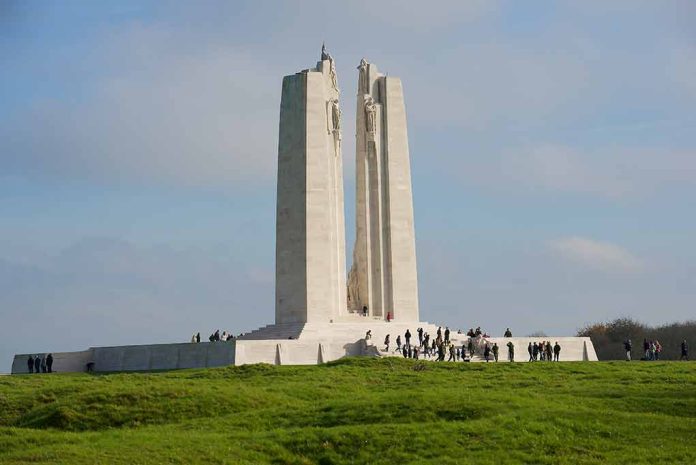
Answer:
[2,23,281,187]
[550,236,645,273]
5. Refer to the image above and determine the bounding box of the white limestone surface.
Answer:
[275,58,347,325]
[348,61,419,322]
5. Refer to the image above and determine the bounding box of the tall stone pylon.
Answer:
[347,59,419,321]
[275,47,347,324]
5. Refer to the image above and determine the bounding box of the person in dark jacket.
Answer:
[402,345,408,358]
[417,327,424,347]
[504,328,512,337]
[553,342,561,362]
[507,341,515,362]
[492,343,499,362]
[483,344,491,362]
[396,335,402,352]
[384,334,390,352]
[34,355,41,374]
[27,356,34,374]
[624,339,632,361]
[444,327,450,343]
[196,332,201,343]
[405,329,412,346]
[681,340,689,361]
[528,342,533,361]
[46,353,54,373]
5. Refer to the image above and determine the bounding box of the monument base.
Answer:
[10,320,598,373]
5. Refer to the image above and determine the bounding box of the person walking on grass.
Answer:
[396,335,402,352]
[624,339,632,361]
[654,340,662,361]
[553,342,561,362]
[492,343,499,362]
[546,341,553,362]
[384,334,390,352]
[681,340,689,361]
[528,342,533,362]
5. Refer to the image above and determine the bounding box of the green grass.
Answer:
[1,358,694,464]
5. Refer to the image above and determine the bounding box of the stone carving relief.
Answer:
[364,96,376,135]
[357,58,369,94]
[329,59,338,91]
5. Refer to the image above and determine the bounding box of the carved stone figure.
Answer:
[357,58,369,93]
[364,96,376,134]
[329,59,338,91]
[321,43,330,61]
[331,99,341,131]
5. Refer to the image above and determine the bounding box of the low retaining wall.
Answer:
[11,342,235,374]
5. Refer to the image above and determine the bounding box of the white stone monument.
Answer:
[347,59,420,322]
[275,47,347,326]
[9,48,599,373]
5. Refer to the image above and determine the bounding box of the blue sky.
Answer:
[1,1,695,371]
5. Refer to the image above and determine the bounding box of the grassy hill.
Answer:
[0,358,694,464]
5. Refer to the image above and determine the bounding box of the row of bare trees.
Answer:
[577,318,694,361]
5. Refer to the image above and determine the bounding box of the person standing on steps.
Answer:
[507,341,515,362]
[553,342,561,362]
[386,312,392,322]
[27,355,34,374]
[492,343,499,362]
[624,339,632,361]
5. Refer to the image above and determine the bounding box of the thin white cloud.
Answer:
[549,236,645,273]
[1,23,281,187]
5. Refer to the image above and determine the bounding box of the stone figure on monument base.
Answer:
[357,58,369,93]
[364,96,376,135]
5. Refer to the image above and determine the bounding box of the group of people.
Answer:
[380,327,524,363]
[190,330,236,343]
[27,354,53,373]
[622,339,689,361]
[527,341,562,362]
